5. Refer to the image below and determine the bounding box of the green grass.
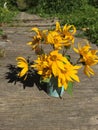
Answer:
[0,7,18,24]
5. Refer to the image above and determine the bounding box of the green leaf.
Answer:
[66,81,73,95]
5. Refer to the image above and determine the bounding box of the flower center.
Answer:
[51,55,57,61]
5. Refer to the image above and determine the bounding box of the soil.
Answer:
[0,12,98,130]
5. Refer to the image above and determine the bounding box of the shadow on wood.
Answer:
[5,64,47,92]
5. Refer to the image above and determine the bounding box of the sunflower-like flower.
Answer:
[58,63,81,89]
[47,31,64,50]
[47,30,74,50]
[47,50,81,89]
[16,57,28,79]
[32,50,69,79]
[27,27,47,50]
[47,50,69,76]
[55,22,76,46]
[31,54,52,79]
[74,42,98,77]
[56,21,76,34]
[82,50,98,77]
[73,42,91,56]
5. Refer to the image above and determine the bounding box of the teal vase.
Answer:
[46,77,64,98]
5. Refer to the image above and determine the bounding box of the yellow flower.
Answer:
[47,31,63,50]
[74,42,98,77]
[74,42,91,56]
[55,21,62,32]
[55,22,76,47]
[27,36,40,49]
[27,27,47,49]
[82,50,98,77]
[58,63,81,90]
[16,57,28,79]
[55,22,76,35]
[47,31,72,50]
[32,27,47,40]
[47,50,69,76]
[63,24,76,35]
[32,55,52,79]
[81,50,98,65]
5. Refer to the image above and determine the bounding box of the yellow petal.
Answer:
[63,82,68,90]
[55,21,61,32]
[16,57,27,63]
[32,27,39,34]
[27,42,32,45]
[71,74,80,82]
[52,62,59,76]
[84,65,95,77]
[18,67,28,77]
[56,60,65,70]
[70,25,76,34]
[17,62,27,68]
[73,48,79,53]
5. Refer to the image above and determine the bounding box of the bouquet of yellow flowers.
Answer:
[16,22,98,98]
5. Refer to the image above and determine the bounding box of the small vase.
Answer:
[46,77,64,98]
